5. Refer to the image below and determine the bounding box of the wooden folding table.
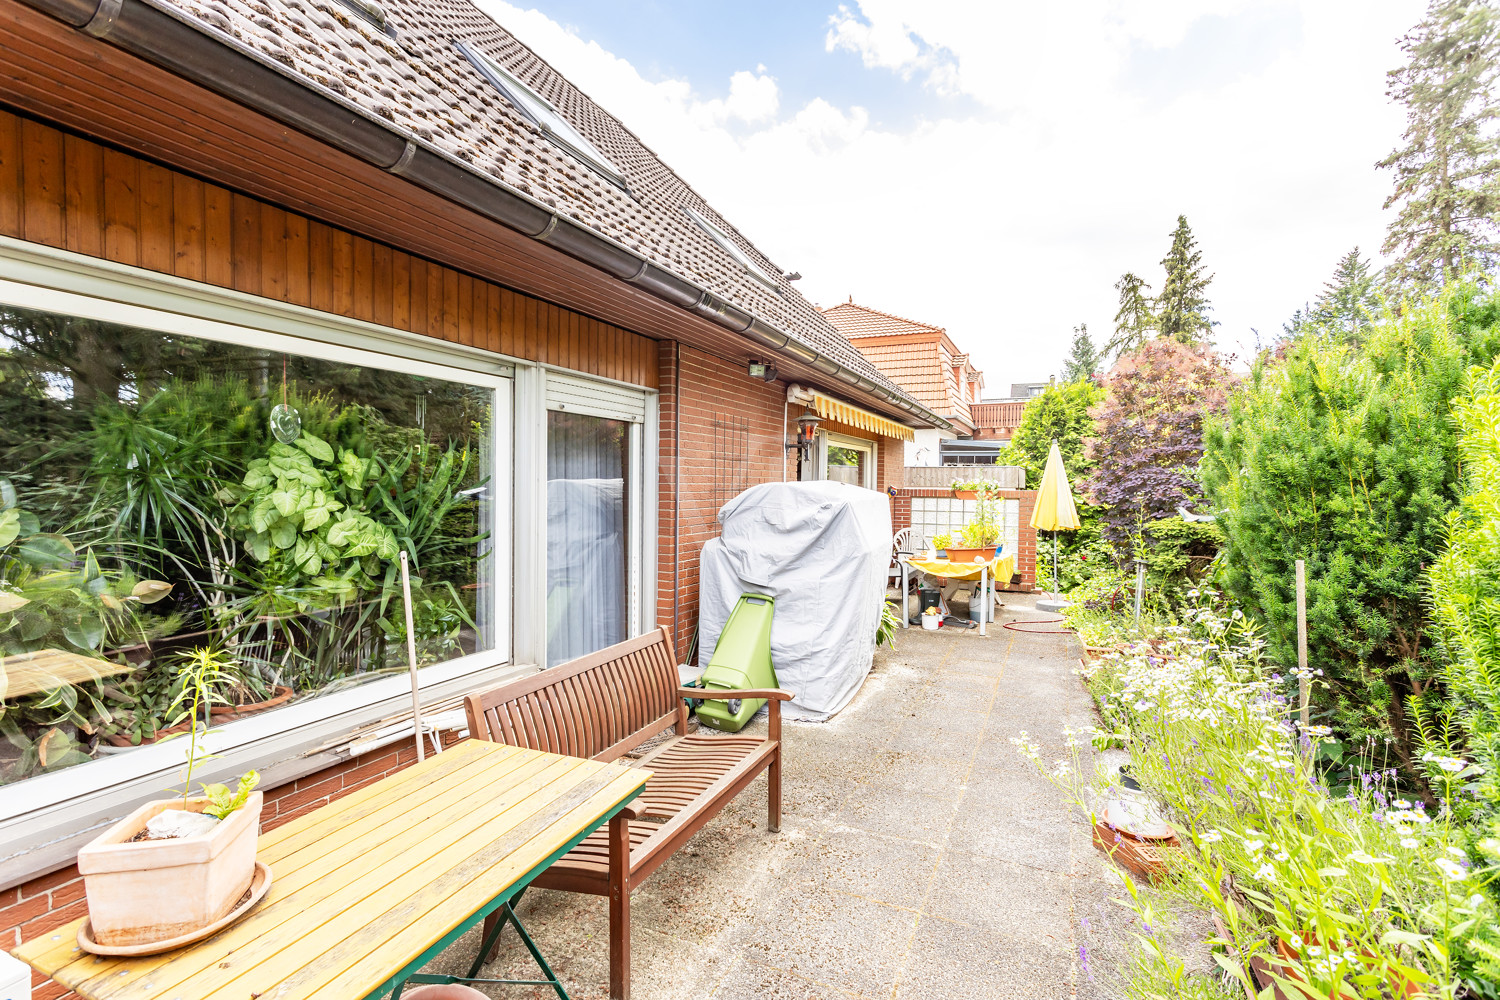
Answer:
[13,740,648,1000]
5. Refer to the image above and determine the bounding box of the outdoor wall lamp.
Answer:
[787,413,822,462]
[747,359,778,382]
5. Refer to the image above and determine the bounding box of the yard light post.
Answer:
[786,412,821,477]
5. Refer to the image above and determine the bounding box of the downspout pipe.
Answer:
[34,0,953,432]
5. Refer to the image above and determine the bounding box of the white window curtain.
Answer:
[546,410,630,666]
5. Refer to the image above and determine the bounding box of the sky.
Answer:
[473,0,1425,391]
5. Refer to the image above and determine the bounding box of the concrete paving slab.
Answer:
[414,593,1139,1000]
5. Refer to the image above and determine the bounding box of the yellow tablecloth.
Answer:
[906,551,1015,584]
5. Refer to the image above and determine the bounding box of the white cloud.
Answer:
[474,0,1423,387]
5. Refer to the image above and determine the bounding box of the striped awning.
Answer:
[810,392,916,441]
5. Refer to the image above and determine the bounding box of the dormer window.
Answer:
[457,41,627,190]
[684,206,780,291]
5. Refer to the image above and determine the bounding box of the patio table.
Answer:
[13,739,648,1000]
[904,550,1016,636]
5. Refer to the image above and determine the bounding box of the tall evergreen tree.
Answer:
[1313,248,1380,338]
[1062,323,1102,383]
[1156,215,1216,345]
[1105,272,1155,358]
[1379,0,1500,289]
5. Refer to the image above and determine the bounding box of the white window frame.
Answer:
[819,430,877,490]
[0,238,526,885]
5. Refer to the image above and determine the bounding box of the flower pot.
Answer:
[1273,934,1421,999]
[944,545,997,563]
[953,489,981,500]
[1091,821,1179,883]
[76,791,262,947]
[211,685,294,721]
[103,719,194,748]
[921,613,941,631]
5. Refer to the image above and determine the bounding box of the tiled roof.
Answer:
[821,300,945,339]
[132,0,918,408]
[853,340,973,432]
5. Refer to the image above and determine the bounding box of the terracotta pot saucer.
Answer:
[77,861,273,957]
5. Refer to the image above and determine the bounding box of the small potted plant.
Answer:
[76,647,264,947]
[921,605,942,630]
[950,479,994,501]
[930,532,952,558]
[946,512,1001,562]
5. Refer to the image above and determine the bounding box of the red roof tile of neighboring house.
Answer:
[821,300,945,339]
[823,299,983,434]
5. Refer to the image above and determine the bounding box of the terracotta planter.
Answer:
[1273,934,1421,999]
[77,791,262,947]
[211,685,294,720]
[103,719,193,748]
[1091,821,1180,883]
[953,489,981,500]
[944,545,997,563]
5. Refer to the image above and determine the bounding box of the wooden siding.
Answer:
[0,108,658,387]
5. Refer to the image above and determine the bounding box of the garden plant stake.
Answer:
[400,550,424,763]
[1296,559,1309,732]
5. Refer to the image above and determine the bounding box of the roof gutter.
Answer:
[28,0,952,431]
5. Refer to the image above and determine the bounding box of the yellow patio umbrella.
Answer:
[1029,440,1080,598]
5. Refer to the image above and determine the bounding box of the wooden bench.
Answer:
[463,625,793,1000]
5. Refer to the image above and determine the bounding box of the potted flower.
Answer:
[76,648,265,947]
[950,479,997,501]
[930,532,952,558]
[921,605,942,630]
[945,518,1000,563]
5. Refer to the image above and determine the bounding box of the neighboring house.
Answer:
[973,381,1054,445]
[0,0,949,936]
[822,298,986,466]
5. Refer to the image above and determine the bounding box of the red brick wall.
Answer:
[3,731,465,1000]
[890,487,1040,590]
[664,346,788,662]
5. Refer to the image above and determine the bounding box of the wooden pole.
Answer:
[1296,559,1309,730]
[400,551,425,762]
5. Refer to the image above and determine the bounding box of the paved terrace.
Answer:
[423,595,1134,999]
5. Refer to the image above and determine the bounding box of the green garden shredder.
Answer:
[694,592,778,733]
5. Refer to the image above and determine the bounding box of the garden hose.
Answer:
[1001,615,1072,634]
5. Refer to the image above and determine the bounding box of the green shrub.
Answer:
[1203,294,1476,778]
[1429,356,1500,808]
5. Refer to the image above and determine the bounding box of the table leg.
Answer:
[980,564,988,636]
[609,812,631,1000]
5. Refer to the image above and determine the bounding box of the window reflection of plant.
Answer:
[0,479,176,779]
[0,309,492,782]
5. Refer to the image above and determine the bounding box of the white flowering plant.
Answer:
[1019,590,1500,999]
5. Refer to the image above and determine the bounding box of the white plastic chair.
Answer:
[890,528,921,628]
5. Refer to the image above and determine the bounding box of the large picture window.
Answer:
[0,303,497,790]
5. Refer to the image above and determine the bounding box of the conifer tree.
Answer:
[1062,323,1102,383]
[1156,215,1216,345]
[1313,248,1380,338]
[1379,0,1500,289]
[1105,272,1155,358]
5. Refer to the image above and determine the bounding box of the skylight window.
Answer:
[457,41,627,190]
[685,206,781,292]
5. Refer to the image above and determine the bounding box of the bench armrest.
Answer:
[677,687,795,702]
[617,799,669,821]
